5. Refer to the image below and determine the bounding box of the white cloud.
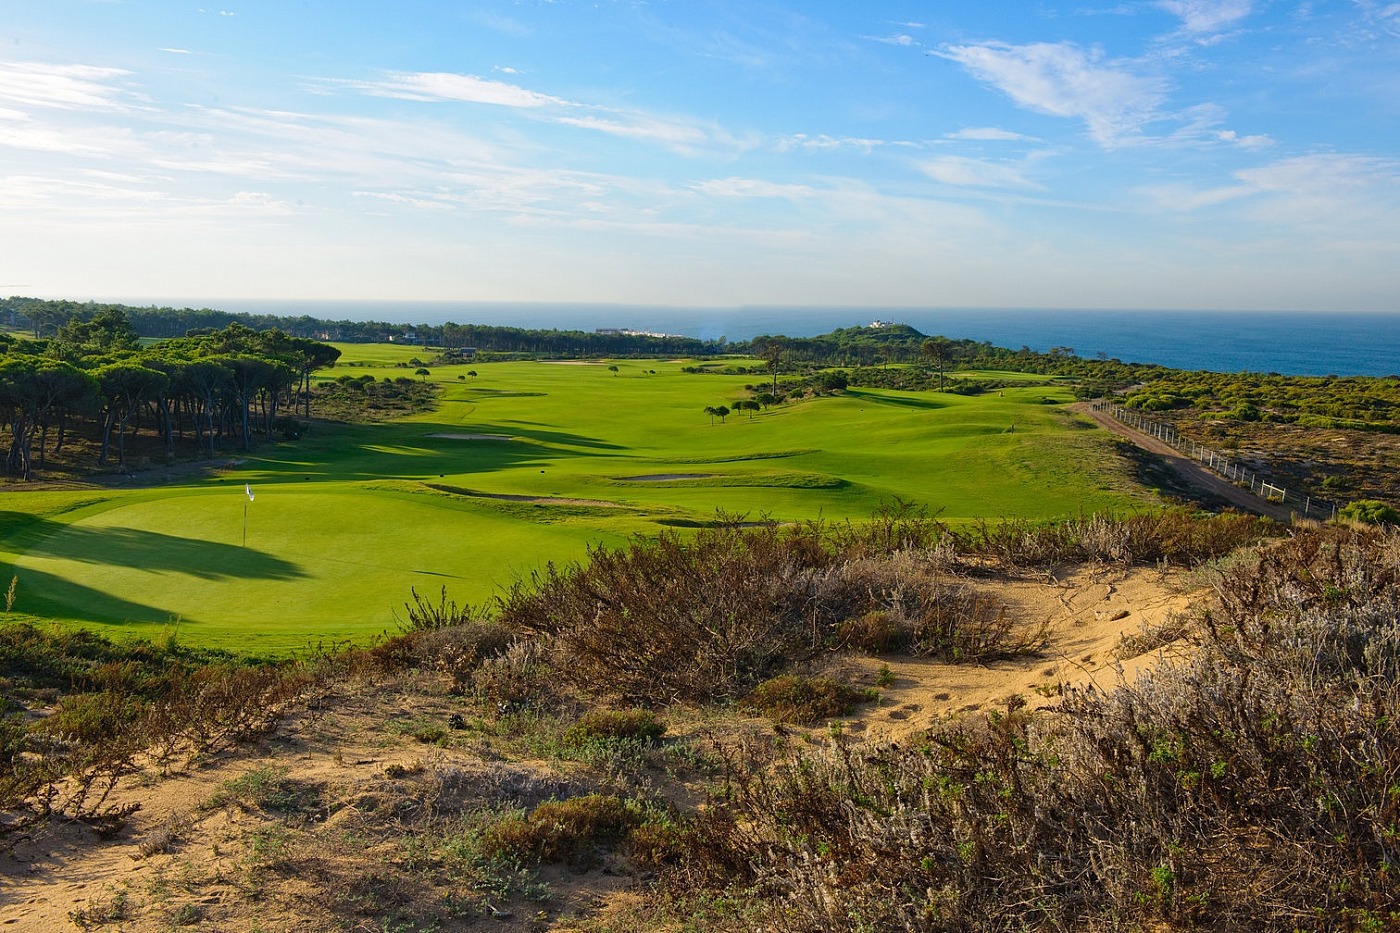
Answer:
[866,34,918,47]
[1215,129,1272,149]
[779,134,916,153]
[554,113,711,148]
[1234,153,1397,196]
[938,42,1167,146]
[918,156,1041,189]
[347,71,567,108]
[0,61,135,111]
[1157,0,1253,33]
[1141,153,1400,223]
[945,127,1033,141]
[693,177,816,199]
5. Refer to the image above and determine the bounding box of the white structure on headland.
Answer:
[596,327,682,339]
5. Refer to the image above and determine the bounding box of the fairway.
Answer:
[1,350,1151,652]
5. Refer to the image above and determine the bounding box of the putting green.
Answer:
[1,354,1151,652]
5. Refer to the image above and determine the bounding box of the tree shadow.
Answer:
[4,562,208,626]
[234,418,623,485]
[2,512,306,580]
[844,390,948,411]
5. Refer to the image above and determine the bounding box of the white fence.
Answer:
[1091,401,1339,522]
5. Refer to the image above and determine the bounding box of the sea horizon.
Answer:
[120,299,1400,378]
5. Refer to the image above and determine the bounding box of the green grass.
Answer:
[1,351,1151,652]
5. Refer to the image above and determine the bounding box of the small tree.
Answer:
[415,368,430,381]
[608,364,620,377]
[1338,499,1399,526]
[921,337,952,391]
[715,404,730,423]
[752,336,787,396]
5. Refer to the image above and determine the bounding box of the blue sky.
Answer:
[2,1,1398,311]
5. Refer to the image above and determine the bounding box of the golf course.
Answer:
[1,345,1150,653]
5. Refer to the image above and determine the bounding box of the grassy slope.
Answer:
[1,349,1150,652]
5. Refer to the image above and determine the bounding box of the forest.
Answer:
[0,309,339,481]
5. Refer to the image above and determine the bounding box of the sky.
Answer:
[1,1,1398,311]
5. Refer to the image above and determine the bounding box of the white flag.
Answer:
[245,484,255,502]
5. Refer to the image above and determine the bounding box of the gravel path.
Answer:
[1073,402,1294,523]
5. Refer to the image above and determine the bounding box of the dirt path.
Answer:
[1072,402,1294,522]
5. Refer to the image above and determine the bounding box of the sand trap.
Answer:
[427,433,514,441]
[538,360,605,365]
[618,473,716,482]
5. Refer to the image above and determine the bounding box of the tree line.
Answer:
[0,310,340,481]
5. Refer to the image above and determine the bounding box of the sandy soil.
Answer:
[0,565,1194,932]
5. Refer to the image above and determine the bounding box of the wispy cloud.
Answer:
[343,71,567,108]
[1157,0,1253,34]
[865,34,919,47]
[693,177,816,199]
[918,156,1042,189]
[554,113,712,149]
[1141,154,1400,224]
[0,60,135,111]
[944,127,1033,142]
[778,134,919,153]
[938,41,1167,147]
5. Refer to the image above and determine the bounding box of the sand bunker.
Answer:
[427,433,514,441]
[618,473,716,482]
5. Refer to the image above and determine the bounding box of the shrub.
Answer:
[564,708,666,745]
[685,527,1400,931]
[1339,498,1400,526]
[739,674,870,725]
[480,793,641,865]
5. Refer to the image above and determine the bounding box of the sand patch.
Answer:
[538,360,605,365]
[832,565,1192,742]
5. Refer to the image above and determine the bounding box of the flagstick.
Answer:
[243,499,248,548]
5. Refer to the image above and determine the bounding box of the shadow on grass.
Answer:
[5,562,204,626]
[3,513,307,581]
[237,419,623,485]
[844,389,949,411]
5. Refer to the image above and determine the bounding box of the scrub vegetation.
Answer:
[3,303,1398,930]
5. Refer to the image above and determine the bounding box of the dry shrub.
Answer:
[498,524,824,704]
[682,526,1400,932]
[496,521,1048,706]
[739,674,871,725]
[480,793,641,865]
[833,610,908,653]
[961,508,1272,571]
[564,708,666,745]
[471,639,559,708]
[813,555,1046,661]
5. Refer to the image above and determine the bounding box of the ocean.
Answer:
[199,300,1400,378]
